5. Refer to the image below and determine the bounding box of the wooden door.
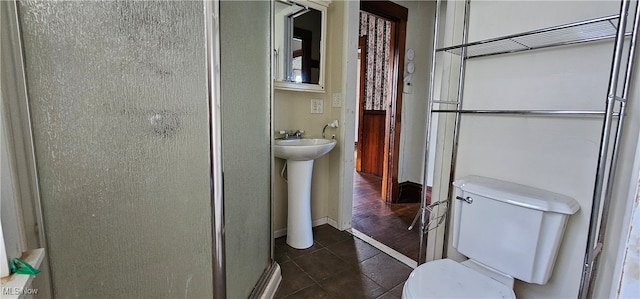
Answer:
[360,111,386,176]
[356,36,385,177]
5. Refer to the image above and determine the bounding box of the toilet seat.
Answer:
[402,259,516,299]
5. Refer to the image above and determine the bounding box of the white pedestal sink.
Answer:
[274,138,337,249]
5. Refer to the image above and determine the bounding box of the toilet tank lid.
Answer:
[453,176,580,214]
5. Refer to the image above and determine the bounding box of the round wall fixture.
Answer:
[406,62,415,74]
[406,48,415,60]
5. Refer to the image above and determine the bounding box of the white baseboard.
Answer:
[274,228,286,239]
[349,228,417,269]
[259,263,281,299]
[327,217,338,229]
[273,217,340,238]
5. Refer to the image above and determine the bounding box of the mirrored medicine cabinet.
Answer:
[274,0,329,92]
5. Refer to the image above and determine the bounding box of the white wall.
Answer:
[432,1,640,298]
[616,175,639,299]
[397,1,436,185]
[600,84,640,297]
[273,0,347,233]
[273,90,336,232]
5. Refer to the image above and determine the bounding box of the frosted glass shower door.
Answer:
[17,1,214,297]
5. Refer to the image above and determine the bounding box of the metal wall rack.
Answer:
[419,0,640,298]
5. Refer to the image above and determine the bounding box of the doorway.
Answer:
[352,1,420,263]
[356,1,407,203]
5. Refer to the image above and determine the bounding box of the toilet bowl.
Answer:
[402,259,515,298]
[402,176,580,298]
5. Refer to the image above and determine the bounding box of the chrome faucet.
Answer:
[278,130,305,139]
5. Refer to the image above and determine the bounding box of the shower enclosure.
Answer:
[2,0,272,297]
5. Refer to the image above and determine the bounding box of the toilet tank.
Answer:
[452,176,580,285]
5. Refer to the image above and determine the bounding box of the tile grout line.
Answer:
[284,233,393,297]
[318,236,394,295]
[278,259,320,298]
[277,239,328,298]
[276,225,412,298]
[286,249,360,298]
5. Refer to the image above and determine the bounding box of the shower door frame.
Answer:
[1,1,51,295]
[204,0,226,297]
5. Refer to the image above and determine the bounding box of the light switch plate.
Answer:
[332,93,342,107]
[311,99,324,114]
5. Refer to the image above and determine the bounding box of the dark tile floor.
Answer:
[275,225,413,299]
[352,171,421,261]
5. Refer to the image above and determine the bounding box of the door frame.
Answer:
[355,36,366,172]
[360,1,408,203]
[1,0,52,295]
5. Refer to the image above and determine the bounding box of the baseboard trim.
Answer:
[327,217,338,229]
[274,217,337,238]
[349,228,417,269]
[274,228,286,239]
[250,261,281,299]
[397,181,423,203]
[260,263,281,299]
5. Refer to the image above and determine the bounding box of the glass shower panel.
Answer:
[17,1,213,297]
[220,1,272,297]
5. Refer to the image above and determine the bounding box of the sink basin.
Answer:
[273,138,338,249]
[274,138,337,161]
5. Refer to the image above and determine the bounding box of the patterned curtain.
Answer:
[359,11,392,111]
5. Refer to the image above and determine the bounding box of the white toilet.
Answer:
[403,175,580,298]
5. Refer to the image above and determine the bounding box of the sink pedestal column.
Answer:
[286,159,315,249]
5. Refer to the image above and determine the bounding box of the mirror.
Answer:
[274,0,328,92]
